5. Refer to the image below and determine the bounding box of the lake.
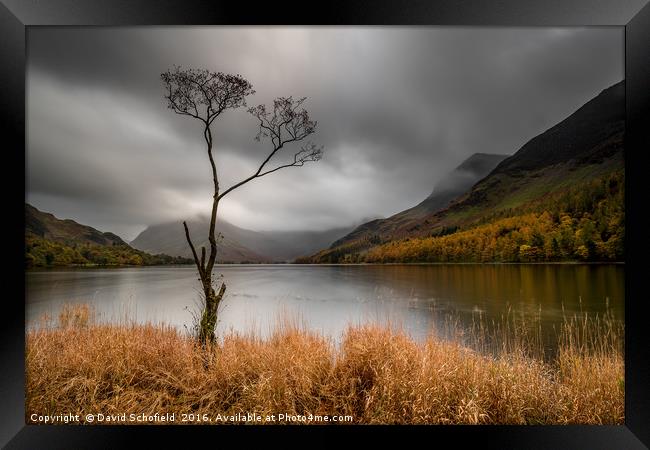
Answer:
[26,264,624,350]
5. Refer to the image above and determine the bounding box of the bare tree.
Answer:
[161,67,322,344]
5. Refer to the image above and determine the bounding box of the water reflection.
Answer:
[26,264,624,351]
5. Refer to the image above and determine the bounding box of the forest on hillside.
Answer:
[305,171,624,264]
[25,237,193,268]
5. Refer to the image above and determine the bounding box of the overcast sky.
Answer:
[26,27,623,241]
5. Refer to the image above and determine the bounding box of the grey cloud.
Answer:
[27,27,623,240]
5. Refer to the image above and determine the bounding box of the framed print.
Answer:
[2,0,649,448]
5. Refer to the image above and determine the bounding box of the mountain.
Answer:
[411,153,512,217]
[25,204,192,267]
[307,80,625,263]
[130,218,272,264]
[434,80,624,224]
[493,81,624,174]
[26,203,128,247]
[131,217,358,263]
[329,152,509,249]
[256,226,363,261]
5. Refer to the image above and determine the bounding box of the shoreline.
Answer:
[26,304,624,425]
[25,260,626,271]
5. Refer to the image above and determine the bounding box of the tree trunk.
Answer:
[185,124,226,345]
[198,281,226,344]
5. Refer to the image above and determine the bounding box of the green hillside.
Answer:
[25,204,193,268]
[327,153,509,250]
[303,81,624,264]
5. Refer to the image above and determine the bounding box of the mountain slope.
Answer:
[494,81,624,174]
[431,80,624,227]
[25,204,192,267]
[131,217,357,263]
[26,203,128,247]
[409,153,511,218]
[131,218,272,263]
[256,226,361,261]
[308,80,625,263]
[329,152,509,249]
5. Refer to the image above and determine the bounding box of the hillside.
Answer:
[329,152,509,249]
[26,203,127,247]
[130,218,271,264]
[306,80,625,263]
[257,226,362,261]
[25,204,192,268]
[131,217,357,263]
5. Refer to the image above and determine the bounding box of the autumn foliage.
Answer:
[26,304,623,425]
[309,171,623,264]
[25,236,192,268]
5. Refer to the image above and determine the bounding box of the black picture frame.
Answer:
[2,1,649,448]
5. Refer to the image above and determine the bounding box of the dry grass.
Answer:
[26,304,624,425]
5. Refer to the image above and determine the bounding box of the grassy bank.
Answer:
[26,304,624,425]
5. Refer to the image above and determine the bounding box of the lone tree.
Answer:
[161,66,323,344]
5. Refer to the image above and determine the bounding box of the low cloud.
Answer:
[27,27,623,240]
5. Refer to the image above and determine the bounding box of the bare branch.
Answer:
[258,142,324,177]
[183,221,203,278]
[218,97,323,200]
[161,66,255,124]
[162,69,322,345]
[162,66,255,284]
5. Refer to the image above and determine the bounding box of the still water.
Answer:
[26,264,624,346]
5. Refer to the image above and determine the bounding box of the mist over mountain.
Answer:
[329,152,509,248]
[444,80,624,216]
[492,81,624,174]
[307,80,624,263]
[130,217,360,263]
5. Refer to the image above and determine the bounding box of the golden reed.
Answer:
[26,304,623,425]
